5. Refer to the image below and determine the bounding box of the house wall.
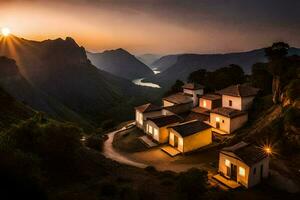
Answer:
[136,110,162,131]
[218,152,251,187]
[182,128,212,153]
[199,98,212,110]
[135,110,144,129]
[163,100,174,107]
[222,95,242,110]
[230,114,248,133]
[210,113,231,134]
[248,158,269,188]
[183,89,203,107]
[146,121,180,143]
[145,121,159,141]
[241,96,255,111]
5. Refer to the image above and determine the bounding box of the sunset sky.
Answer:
[0,0,299,54]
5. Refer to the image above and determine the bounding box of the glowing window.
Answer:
[149,125,153,134]
[203,100,207,108]
[154,128,159,140]
[225,159,230,167]
[239,167,245,177]
[216,117,220,122]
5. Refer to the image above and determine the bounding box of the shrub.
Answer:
[176,168,208,200]
[86,134,104,151]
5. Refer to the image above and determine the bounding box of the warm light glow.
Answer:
[203,100,207,108]
[1,27,10,36]
[239,167,245,176]
[225,159,230,167]
[264,146,272,154]
[216,117,220,122]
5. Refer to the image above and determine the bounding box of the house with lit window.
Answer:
[135,103,162,131]
[217,142,269,188]
[210,107,248,135]
[217,84,259,111]
[146,115,183,143]
[168,120,212,153]
[186,93,222,122]
[199,94,222,110]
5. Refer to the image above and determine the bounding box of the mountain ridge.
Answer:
[87,48,154,80]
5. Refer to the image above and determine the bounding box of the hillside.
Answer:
[0,56,92,129]
[137,53,162,67]
[0,86,34,131]
[87,48,154,80]
[148,48,300,88]
[0,36,154,126]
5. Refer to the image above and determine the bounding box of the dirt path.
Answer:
[102,125,147,168]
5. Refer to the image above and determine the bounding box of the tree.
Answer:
[164,80,184,96]
[251,63,272,94]
[188,69,207,85]
[264,42,290,103]
[176,168,208,200]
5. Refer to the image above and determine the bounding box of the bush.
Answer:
[144,166,157,173]
[176,168,208,200]
[86,134,104,151]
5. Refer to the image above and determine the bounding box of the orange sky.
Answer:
[0,0,299,54]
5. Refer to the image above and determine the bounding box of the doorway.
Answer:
[174,135,178,148]
[260,165,264,180]
[216,122,220,129]
[230,164,237,181]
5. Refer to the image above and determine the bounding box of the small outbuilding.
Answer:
[135,103,162,131]
[199,93,222,110]
[218,142,269,188]
[210,107,248,134]
[168,120,212,153]
[146,115,183,143]
[217,84,259,111]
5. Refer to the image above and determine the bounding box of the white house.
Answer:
[217,84,259,111]
[168,120,212,153]
[146,115,183,143]
[210,107,248,135]
[218,142,269,188]
[182,83,204,107]
[135,103,162,131]
[162,93,193,115]
[199,94,222,110]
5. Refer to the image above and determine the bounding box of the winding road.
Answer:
[102,125,147,168]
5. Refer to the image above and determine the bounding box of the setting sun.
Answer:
[1,27,11,36]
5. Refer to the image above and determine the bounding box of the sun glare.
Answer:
[1,27,11,36]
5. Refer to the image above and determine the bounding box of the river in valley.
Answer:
[132,68,161,88]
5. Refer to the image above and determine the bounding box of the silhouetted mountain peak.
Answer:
[87,48,154,80]
[0,56,20,77]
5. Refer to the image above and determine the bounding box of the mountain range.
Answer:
[0,36,156,128]
[87,48,154,80]
[145,47,300,88]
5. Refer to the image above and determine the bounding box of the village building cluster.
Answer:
[135,83,269,188]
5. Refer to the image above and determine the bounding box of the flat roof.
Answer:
[182,83,204,90]
[200,93,222,101]
[211,107,247,118]
[169,120,211,137]
[221,142,268,166]
[135,103,161,113]
[163,93,193,105]
[148,115,183,127]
